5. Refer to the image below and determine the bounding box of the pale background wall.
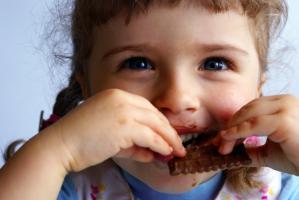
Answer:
[0,0,298,167]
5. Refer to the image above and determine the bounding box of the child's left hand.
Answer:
[219,94,299,175]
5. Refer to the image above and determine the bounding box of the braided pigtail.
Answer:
[39,73,83,131]
[4,73,83,162]
[52,73,83,117]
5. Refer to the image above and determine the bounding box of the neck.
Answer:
[120,169,225,200]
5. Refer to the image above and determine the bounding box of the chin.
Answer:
[113,158,217,194]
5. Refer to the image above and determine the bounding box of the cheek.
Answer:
[208,89,257,125]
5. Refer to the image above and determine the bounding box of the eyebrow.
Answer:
[200,43,249,56]
[102,44,152,60]
[102,43,249,60]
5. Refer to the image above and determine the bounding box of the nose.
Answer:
[153,75,200,115]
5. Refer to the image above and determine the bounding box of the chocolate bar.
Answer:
[168,133,252,175]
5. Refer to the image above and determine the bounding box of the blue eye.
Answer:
[122,57,154,70]
[202,57,229,71]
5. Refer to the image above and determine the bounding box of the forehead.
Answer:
[93,5,256,58]
[93,0,244,25]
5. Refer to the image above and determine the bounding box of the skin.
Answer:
[0,3,299,200]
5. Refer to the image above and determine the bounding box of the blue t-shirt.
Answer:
[121,170,224,200]
[57,172,299,200]
[57,176,78,200]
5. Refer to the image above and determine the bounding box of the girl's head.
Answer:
[53,0,287,193]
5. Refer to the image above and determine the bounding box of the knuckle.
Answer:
[115,101,130,112]
[103,89,127,103]
[237,102,255,117]
[248,116,262,127]
[146,110,157,120]
[119,136,133,149]
[283,94,297,104]
[93,89,124,107]
[117,115,131,125]
[235,107,247,118]
[279,106,289,115]
[152,134,163,145]
[146,131,165,148]
[237,121,251,135]
[103,88,124,97]
[142,127,154,143]
[277,113,292,131]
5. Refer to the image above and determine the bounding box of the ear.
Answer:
[76,72,89,99]
[258,73,266,97]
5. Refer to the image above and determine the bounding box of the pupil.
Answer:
[128,57,149,70]
[205,59,225,70]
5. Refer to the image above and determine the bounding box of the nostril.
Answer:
[158,106,197,116]
[186,107,197,112]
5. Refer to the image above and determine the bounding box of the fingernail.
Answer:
[181,146,186,153]
[219,145,228,155]
[220,130,228,136]
[177,134,182,142]
[218,145,225,154]
[178,146,186,156]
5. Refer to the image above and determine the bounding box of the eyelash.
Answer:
[199,56,233,72]
[118,56,155,71]
[118,56,234,72]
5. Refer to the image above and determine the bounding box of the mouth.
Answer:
[154,129,218,163]
[180,130,218,148]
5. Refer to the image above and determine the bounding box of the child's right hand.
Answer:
[49,89,185,172]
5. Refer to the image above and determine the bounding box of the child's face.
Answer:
[85,4,262,193]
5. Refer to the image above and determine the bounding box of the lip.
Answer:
[172,125,210,135]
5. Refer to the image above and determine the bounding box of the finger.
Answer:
[105,89,168,124]
[230,94,297,128]
[124,91,170,121]
[229,97,280,128]
[218,139,237,155]
[133,108,185,156]
[218,130,245,155]
[131,124,174,156]
[116,146,154,163]
[221,115,278,140]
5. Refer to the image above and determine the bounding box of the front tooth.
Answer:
[186,135,193,141]
[180,135,186,142]
[183,135,191,142]
[192,134,198,139]
[180,133,198,142]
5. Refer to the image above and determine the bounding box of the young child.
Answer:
[1,0,299,199]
